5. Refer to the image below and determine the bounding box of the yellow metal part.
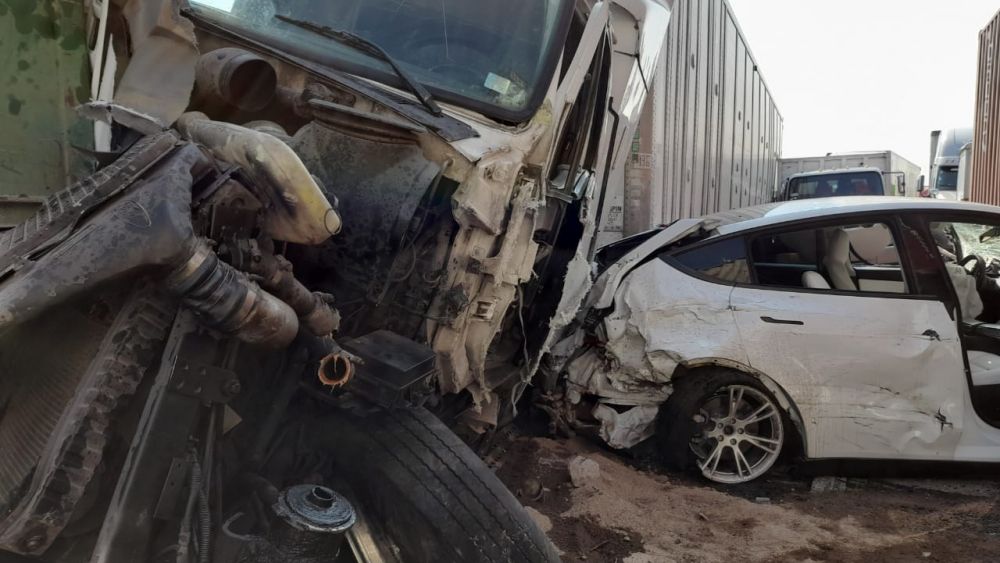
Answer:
[177,112,341,245]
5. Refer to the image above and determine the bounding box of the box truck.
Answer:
[776,151,921,200]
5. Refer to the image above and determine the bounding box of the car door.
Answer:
[729,215,967,460]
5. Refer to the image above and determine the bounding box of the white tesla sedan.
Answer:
[558,197,1000,484]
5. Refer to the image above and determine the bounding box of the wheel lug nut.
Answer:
[730,439,737,445]
[737,428,744,434]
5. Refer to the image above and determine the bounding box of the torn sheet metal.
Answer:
[566,259,745,412]
[528,0,673,391]
[78,102,165,136]
[114,0,199,127]
[587,219,704,310]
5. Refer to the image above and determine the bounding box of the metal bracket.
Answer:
[153,457,193,520]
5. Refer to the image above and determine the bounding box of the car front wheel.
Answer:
[658,370,786,484]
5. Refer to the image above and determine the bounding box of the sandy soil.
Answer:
[493,435,1000,563]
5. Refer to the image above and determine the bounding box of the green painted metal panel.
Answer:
[0,0,93,226]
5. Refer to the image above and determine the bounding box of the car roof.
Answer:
[711,196,1000,236]
[788,167,882,179]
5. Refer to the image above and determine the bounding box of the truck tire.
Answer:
[315,406,560,563]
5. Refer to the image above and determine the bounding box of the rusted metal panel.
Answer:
[0,0,94,227]
[602,0,783,243]
[970,9,1000,206]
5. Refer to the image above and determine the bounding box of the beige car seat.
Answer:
[801,271,831,289]
[823,229,856,290]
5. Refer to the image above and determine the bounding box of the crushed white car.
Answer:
[554,196,1000,484]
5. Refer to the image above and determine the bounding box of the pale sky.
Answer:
[727,0,999,174]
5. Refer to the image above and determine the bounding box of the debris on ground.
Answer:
[810,476,849,493]
[526,506,554,534]
[569,456,603,488]
[495,434,1000,563]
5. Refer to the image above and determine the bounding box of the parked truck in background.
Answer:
[779,167,885,200]
[776,151,921,201]
[927,127,973,199]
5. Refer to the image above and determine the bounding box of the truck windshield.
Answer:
[936,167,959,190]
[188,0,572,122]
[785,171,884,200]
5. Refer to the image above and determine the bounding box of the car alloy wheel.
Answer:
[688,384,784,484]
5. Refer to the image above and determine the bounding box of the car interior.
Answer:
[750,222,906,293]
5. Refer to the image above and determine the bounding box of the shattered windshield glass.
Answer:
[188,0,572,121]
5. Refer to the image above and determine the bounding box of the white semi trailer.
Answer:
[927,128,974,200]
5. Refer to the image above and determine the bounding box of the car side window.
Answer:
[749,221,908,294]
[670,237,751,284]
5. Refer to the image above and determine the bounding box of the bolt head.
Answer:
[22,535,45,552]
[222,378,242,396]
[730,439,737,445]
[737,428,744,434]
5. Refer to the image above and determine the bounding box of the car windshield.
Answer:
[936,167,959,190]
[187,0,572,121]
[785,171,883,200]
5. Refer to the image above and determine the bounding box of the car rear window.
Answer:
[669,237,751,284]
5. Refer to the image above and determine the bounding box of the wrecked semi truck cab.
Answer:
[0,0,671,561]
[170,0,672,416]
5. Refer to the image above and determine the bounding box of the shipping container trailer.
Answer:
[970,8,1000,206]
[597,0,783,245]
[777,151,922,199]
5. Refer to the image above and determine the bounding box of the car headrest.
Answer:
[827,228,851,264]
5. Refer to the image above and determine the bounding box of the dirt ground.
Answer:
[492,433,1000,563]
